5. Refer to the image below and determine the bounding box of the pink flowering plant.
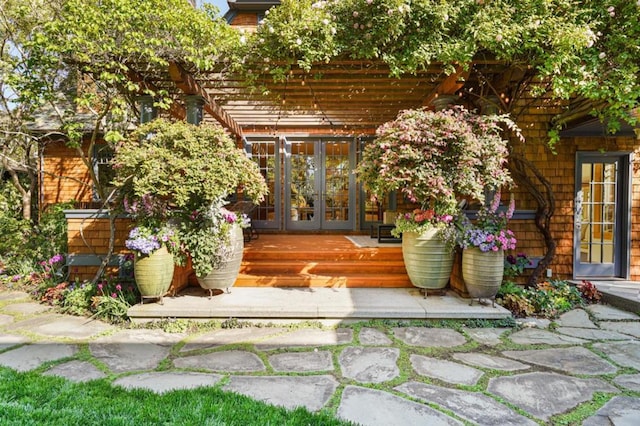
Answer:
[357,107,516,207]
[391,203,457,240]
[460,193,517,252]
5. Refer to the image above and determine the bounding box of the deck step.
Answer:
[243,249,404,262]
[235,274,412,288]
[238,234,411,288]
[240,260,407,275]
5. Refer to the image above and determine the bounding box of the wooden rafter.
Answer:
[126,70,187,120]
[168,62,244,138]
[422,65,470,107]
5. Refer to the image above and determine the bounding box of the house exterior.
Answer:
[41,0,640,288]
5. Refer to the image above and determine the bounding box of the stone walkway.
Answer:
[2,290,640,425]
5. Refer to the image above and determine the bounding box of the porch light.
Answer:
[185,95,205,125]
[136,95,157,124]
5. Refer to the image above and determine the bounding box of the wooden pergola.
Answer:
[127,59,524,138]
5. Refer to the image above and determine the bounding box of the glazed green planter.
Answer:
[197,225,244,295]
[134,245,174,302]
[402,229,454,290]
[462,247,504,300]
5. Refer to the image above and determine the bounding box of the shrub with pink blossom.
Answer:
[357,106,517,210]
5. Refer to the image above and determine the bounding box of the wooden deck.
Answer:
[236,234,412,288]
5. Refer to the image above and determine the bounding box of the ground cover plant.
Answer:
[497,278,602,318]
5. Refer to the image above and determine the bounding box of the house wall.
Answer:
[66,212,192,293]
[503,100,639,281]
[228,12,259,32]
[41,139,93,207]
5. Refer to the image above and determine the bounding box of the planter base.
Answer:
[402,229,454,293]
[134,246,175,305]
[462,247,504,307]
[196,225,244,297]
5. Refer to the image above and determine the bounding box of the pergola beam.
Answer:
[422,65,470,107]
[168,62,244,138]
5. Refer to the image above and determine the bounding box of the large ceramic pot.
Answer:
[134,245,174,304]
[402,228,454,294]
[461,247,504,306]
[197,225,244,297]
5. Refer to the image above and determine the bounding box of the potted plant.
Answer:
[124,221,180,303]
[113,119,268,298]
[356,106,516,292]
[180,203,250,297]
[119,194,180,303]
[391,206,458,292]
[459,192,517,305]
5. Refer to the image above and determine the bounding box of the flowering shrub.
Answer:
[460,193,517,252]
[113,120,268,280]
[125,225,179,256]
[357,107,516,214]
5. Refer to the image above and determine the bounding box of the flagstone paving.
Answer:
[2,291,640,425]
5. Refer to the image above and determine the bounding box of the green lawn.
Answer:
[0,367,350,426]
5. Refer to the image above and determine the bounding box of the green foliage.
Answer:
[504,253,533,281]
[59,281,96,316]
[27,0,237,105]
[113,120,267,212]
[0,182,31,261]
[0,197,71,292]
[245,0,639,130]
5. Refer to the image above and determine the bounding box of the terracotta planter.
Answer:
[134,245,174,304]
[402,228,454,294]
[197,225,244,297]
[462,247,504,306]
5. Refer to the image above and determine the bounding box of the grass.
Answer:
[0,367,351,426]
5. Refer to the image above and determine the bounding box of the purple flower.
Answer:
[115,284,122,291]
[48,254,64,265]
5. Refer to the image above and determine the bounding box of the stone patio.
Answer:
[2,290,640,424]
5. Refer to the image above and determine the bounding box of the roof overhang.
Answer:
[226,0,280,10]
[559,117,637,138]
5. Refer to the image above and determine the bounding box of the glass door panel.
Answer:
[322,140,354,230]
[286,139,320,230]
[245,137,279,229]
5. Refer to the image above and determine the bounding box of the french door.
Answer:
[285,138,355,231]
[574,152,631,279]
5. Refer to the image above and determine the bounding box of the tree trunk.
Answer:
[508,154,556,288]
[92,209,117,284]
